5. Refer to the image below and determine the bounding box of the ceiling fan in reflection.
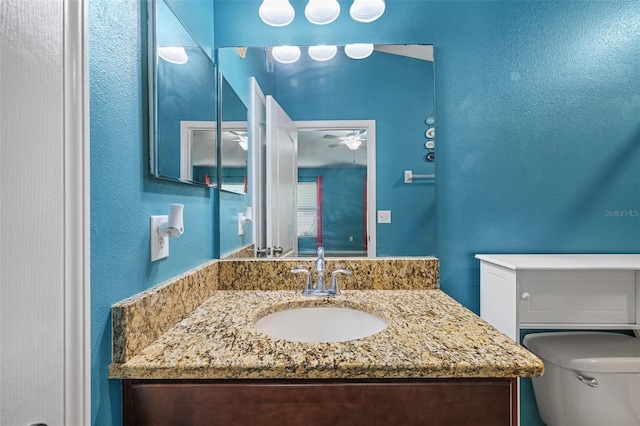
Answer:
[226,131,248,151]
[324,130,367,151]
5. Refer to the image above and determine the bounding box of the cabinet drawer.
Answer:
[518,270,636,324]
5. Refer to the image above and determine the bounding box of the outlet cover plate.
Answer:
[151,215,169,261]
[377,210,391,224]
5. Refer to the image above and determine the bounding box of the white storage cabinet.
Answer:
[477,254,640,341]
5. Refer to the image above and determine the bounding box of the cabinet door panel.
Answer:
[519,270,636,324]
[125,379,515,426]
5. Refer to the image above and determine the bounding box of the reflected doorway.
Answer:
[296,120,376,257]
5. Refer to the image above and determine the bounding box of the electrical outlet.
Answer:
[150,215,169,261]
[377,210,391,224]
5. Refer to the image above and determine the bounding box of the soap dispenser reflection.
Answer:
[151,204,184,261]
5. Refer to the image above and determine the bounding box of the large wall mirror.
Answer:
[149,0,218,187]
[149,1,436,259]
[218,44,436,259]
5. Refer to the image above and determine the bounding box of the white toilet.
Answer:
[523,331,640,426]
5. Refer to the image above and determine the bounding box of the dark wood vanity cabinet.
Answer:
[123,378,517,426]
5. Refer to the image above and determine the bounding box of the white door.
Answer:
[1,0,89,424]
[265,96,298,257]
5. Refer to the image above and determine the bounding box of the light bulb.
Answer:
[259,0,295,27]
[271,46,301,64]
[350,0,385,23]
[345,139,362,150]
[305,0,340,25]
[158,46,188,64]
[344,43,374,59]
[308,45,337,61]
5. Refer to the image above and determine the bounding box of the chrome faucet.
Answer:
[291,267,311,293]
[315,246,326,291]
[291,247,351,296]
[329,268,351,295]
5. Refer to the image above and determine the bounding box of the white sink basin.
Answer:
[254,306,387,343]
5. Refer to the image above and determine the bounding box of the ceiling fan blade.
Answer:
[323,134,343,139]
[328,141,347,148]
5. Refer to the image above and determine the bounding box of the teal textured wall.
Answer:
[89,1,215,424]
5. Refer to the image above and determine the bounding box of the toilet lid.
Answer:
[523,332,640,373]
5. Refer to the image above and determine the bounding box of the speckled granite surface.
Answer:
[218,257,439,290]
[221,244,255,259]
[110,290,543,380]
[111,260,218,363]
[112,258,439,363]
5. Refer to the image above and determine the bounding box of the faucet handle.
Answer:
[330,269,351,294]
[291,267,312,292]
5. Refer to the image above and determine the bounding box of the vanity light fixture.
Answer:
[305,0,340,25]
[270,44,375,64]
[344,43,374,59]
[158,46,188,64]
[271,45,301,64]
[259,0,295,27]
[260,0,384,26]
[308,45,337,61]
[350,0,385,23]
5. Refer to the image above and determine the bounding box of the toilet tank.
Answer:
[523,332,640,426]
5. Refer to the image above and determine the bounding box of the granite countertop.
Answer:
[109,289,543,380]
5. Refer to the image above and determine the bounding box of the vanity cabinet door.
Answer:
[124,379,516,426]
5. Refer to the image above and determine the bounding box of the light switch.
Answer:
[377,210,391,224]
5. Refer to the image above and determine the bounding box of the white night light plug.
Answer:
[151,204,184,261]
[158,204,184,237]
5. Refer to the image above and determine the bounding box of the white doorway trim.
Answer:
[295,120,376,257]
[179,120,217,182]
[250,77,267,254]
[64,0,91,423]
